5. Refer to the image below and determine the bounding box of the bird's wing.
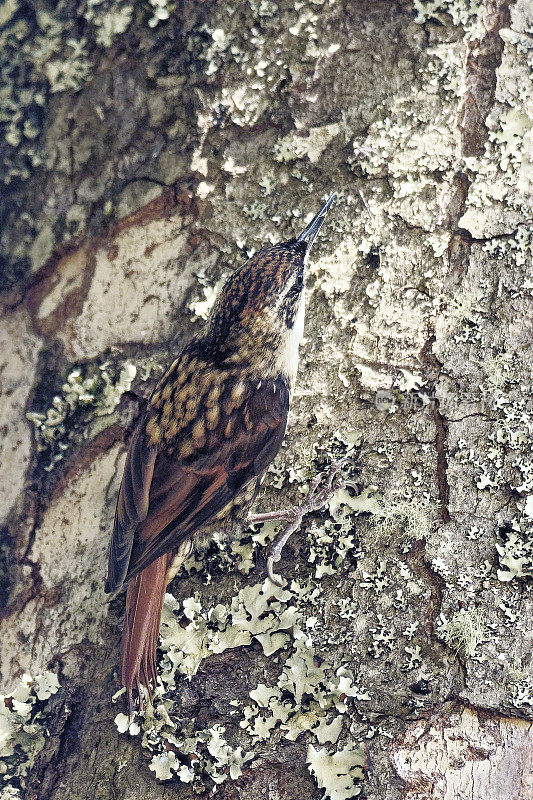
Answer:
[105,374,289,594]
[105,423,157,594]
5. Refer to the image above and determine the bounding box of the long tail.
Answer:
[120,553,171,715]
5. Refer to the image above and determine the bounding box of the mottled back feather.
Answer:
[105,359,289,595]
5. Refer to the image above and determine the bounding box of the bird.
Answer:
[105,193,337,713]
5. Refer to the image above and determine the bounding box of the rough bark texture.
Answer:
[1,1,532,799]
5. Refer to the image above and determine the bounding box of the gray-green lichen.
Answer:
[116,568,367,798]
[146,0,175,28]
[27,360,136,471]
[413,0,486,39]
[0,0,136,187]
[0,672,60,797]
[436,609,487,658]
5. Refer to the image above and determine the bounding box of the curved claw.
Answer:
[266,515,298,586]
[267,552,284,587]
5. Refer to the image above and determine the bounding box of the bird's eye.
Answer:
[286,273,303,299]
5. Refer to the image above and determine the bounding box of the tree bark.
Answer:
[1,1,532,798]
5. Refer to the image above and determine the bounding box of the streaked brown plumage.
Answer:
[105,194,336,712]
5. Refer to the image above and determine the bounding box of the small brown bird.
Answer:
[105,194,336,712]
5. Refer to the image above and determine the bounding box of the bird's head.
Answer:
[206,194,336,367]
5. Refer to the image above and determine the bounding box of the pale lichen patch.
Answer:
[27,361,136,472]
[118,507,370,793]
[436,609,487,659]
[0,672,60,795]
[274,123,343,165]
[307,743,365,800]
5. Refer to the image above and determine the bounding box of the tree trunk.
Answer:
[1,1,531,798]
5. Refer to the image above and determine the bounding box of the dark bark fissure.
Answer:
[432,402,451,525]
[458,0,511,158]
[421,0,513,525]
[447,0,512,284]
[419,335,451,525]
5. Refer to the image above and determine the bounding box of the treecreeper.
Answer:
[105,194,337,713]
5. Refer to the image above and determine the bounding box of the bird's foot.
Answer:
[249,457,358,586]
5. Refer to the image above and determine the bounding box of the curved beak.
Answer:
[297,192,337,252]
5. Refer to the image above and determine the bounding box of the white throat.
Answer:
[275,288,305,386]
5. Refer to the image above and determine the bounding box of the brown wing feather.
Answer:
[125,378,289,581]
[105,425,156,594]
[105,374,289,594]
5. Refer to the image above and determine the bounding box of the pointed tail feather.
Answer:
[120,553,171,714]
